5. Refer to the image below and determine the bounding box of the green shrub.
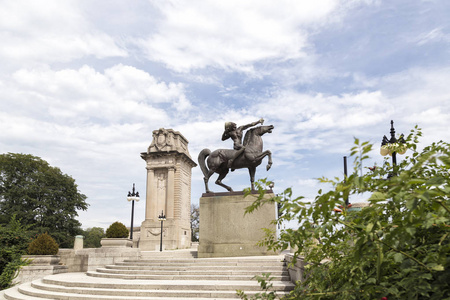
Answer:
[0,258,29,289]
[0,215,32,290]
[27,233,59,255]
[105,222,129,238]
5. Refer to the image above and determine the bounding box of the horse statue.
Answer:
[198,125,274,193]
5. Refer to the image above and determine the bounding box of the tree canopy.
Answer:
[82,227,105,248]
[245,127,449,299]
[0,153,88,247]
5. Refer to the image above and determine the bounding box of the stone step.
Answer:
[2,285,47,300]
[104,264,287,272]
[1,254,294,299]
[27,278,292,298]
[100,266,289,275]
[87,270,291,281]
[140,250,198,259]
[1,272,293,300]
[3,282,262,300]
[41,273,293,291]
[129,257,284,262]
[118,260,284,267]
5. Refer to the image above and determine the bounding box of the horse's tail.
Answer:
[198,148,211,177]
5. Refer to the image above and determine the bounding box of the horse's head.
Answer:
[243,125,274,146]
[259,125,274,136]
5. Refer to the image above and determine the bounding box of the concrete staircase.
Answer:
[1,253,294,299]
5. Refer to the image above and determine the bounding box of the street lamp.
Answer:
[158,210,166,252]
[126,184,140,243]
[380,120,406,177]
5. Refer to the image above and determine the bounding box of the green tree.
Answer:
[245,127,449,299]
[82,227,105,248]
[191,204,199,242]
[0,215,31,290]
[0,153,88,248]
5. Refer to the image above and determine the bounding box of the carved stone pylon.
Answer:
[139,128,197,251]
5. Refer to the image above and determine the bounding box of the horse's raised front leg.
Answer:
[215,170,233,192]
[248,167,256,191]
[253,150,272,171]
[266,150,272,170]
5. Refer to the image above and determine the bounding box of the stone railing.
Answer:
[13,247,140,286]
[59,247,140,272]
[13,255,68,285]
[284,253,307,283]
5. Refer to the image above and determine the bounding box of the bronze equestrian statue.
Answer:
[198,120,273,193]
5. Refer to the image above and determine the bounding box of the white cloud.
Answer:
[250,66,450,161]
[377,67,450,144]
[414,27,450,46]
[8,64,192,125]
[137,0,340,73]
[0,0,126,67]
[255,89,391,135]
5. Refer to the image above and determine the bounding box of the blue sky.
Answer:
[0,0,449,229]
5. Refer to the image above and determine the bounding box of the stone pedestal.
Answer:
[74,235,84,250]
[139,128,196,251]
[198,191,278,258]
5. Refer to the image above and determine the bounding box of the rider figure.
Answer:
[222,118,264,169]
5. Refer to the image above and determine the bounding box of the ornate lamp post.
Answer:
[126,184,140,243]
[158,210,166,252]
[380,120,407,177]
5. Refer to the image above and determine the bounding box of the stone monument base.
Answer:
[198,191,278,258]
[139,219,191,251]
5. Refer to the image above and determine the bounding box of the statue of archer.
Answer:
[221,118,264,170]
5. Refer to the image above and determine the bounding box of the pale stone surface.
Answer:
[285,254,307,283]
[100,238,132,248]
[198,191,279,258]
[13,255,68,285]
[59,248,140,272]
[73,235,84,250]
[21,255,61,265]
[139,128,196,251]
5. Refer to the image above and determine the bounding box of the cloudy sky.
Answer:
[1,0,449,230]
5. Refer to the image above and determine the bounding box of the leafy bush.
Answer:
[0,215,32,290]
[0,259,29,290]
[245,127,449,299]
[105,222,129,238]
[27,233,59,255]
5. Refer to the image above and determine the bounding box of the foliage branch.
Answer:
[243,126,449,299]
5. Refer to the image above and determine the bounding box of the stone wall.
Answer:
[59,247,140,272]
